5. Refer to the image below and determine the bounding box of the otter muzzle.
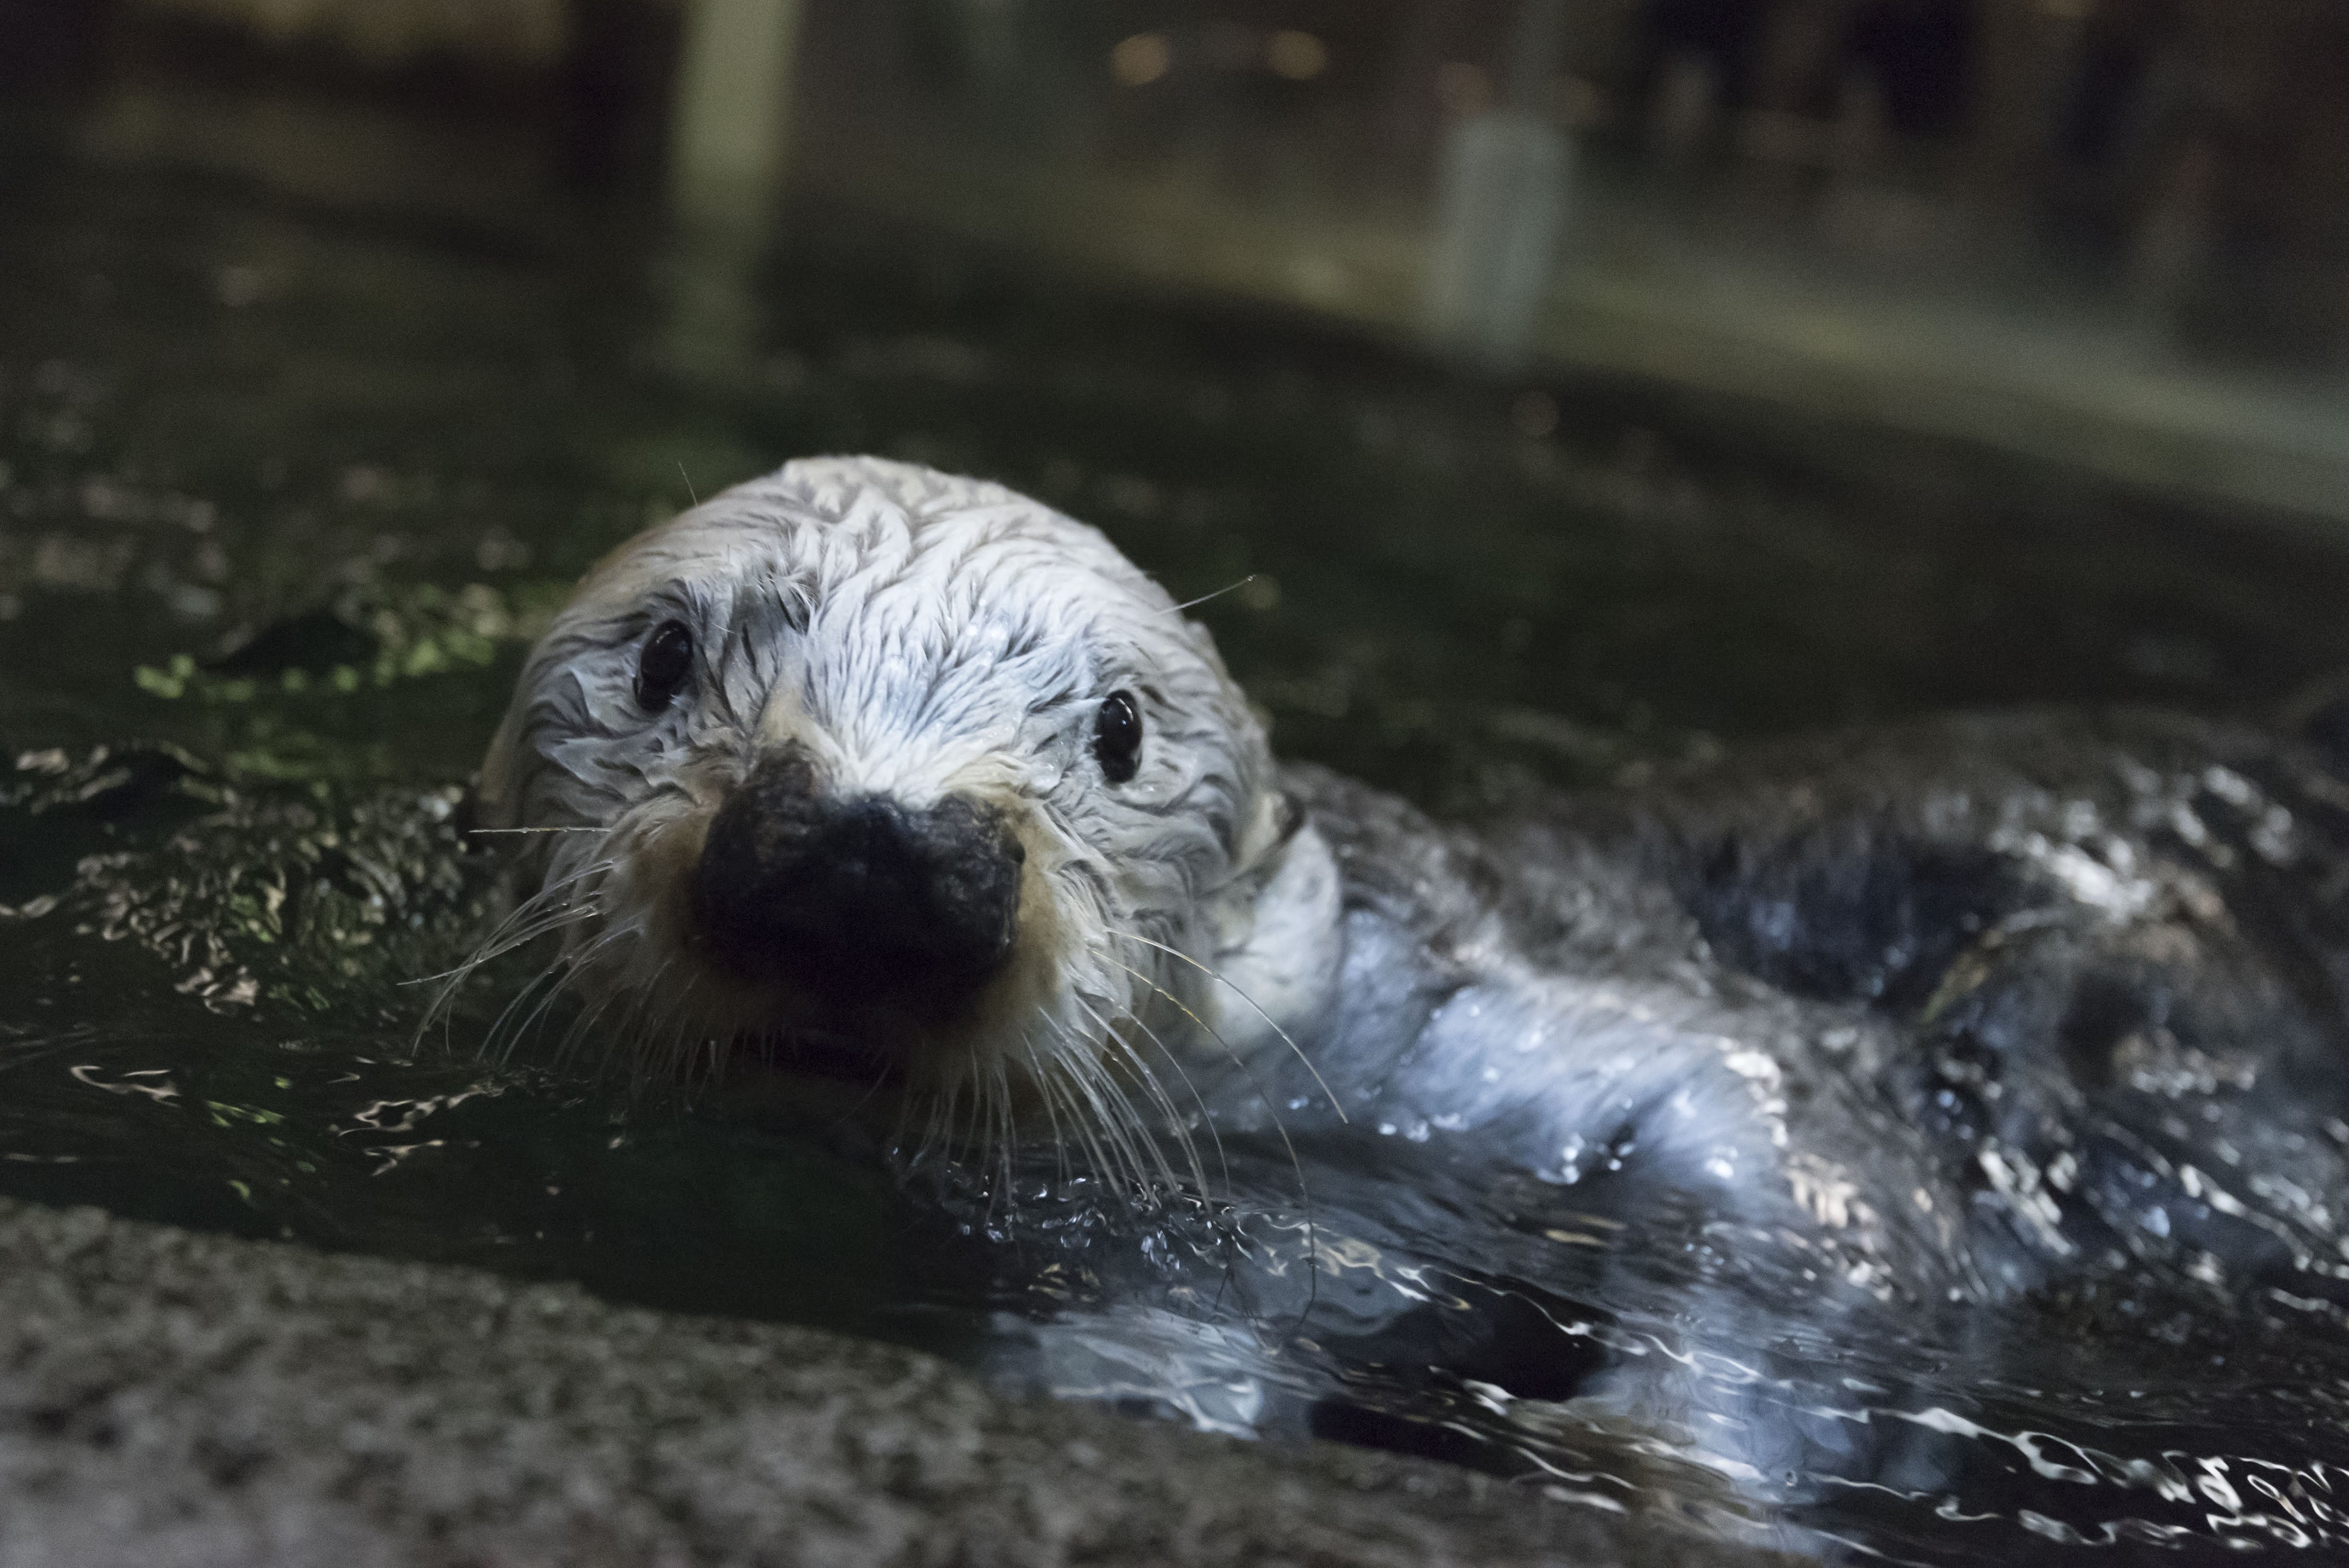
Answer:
[689,746,1025,1019]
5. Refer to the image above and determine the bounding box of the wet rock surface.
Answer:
[0,1197,1737,1568]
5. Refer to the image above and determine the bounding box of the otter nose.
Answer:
[689,746,1025,1017]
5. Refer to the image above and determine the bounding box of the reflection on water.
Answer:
[4,131,2349,1563]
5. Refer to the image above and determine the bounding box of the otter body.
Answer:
[1250,717,2349,1309]
[482,457,2349,1319]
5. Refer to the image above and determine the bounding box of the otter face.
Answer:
[472,458,1285,1173]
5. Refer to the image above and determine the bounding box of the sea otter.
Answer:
[473,455,2349,1314]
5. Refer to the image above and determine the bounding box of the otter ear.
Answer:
[1202,795,1343,1057]
[1202,786,1307,957]
[1231,787,1305,880]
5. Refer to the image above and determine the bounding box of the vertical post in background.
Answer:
[1961,0,2089,224]
[669,0,804,231]
[1423,0,1572,367]
[663,0,803,380]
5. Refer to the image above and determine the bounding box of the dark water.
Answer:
[6,109,2349,1561]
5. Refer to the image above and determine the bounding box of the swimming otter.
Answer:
[476,456,2349,1311]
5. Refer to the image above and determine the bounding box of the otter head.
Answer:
[475,457,1331,1173]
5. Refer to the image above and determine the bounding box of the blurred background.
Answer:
[7,0,2349,805]
[14,0,2349,515]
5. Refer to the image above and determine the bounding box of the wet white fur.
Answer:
[477,457,1332,1176]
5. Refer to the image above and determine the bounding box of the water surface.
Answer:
[4,115,2348,1562]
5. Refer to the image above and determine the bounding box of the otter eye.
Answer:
[1093,690,1142,784]
[634,619,695,712]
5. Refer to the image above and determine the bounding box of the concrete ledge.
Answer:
[0,1198,1751,1567]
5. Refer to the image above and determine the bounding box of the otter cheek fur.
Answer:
[471,456,1302,1181]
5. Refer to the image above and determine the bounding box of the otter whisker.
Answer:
[926,1081,964,1179]
[889,1086,930,1177]
[934,1070,966,1171]
[1164,574,1258,615]
[1110,930,1347,1122]
[1081,994,1231,1201]
[1044,1019,1144,1188]
[498,957,587,1063]
[495,916,641,1066]
[408,906,592,990]
[1073,994,1214,1200]
[463,826,609,835]
[545,964,628,1075]
[910,1065,966,1179]
[596,950,679,1083]
[644,966,715,1093]
[1019,1030,1076,1193]
[406,896,596,1046]
[823,1047,898,1137]
[1047,1010,1177,1198]
[491,852,612,907]
[477,851,614,936]
[955,1066,987,1177]
[969,1058,1003,1217]
[1029,1014,1132,1197]
[545,926,647,1067]
[477,938,595,1066]
[1098,952,1324,1334]
[1059,1067,1148,1197]
[1043,1056,1118,1199]
[1031,1015,1134,1190]
[991,1054,1021,1220]
[666,971,717,1087]
[638,968,706,1091]
[673,1015,718,1093]
[938,1064,988,1182]
[881,1070,926,1173]
[975,1064,1014,1216]
[407,855,614,998]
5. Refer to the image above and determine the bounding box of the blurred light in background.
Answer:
[1109,32,1172,89]
[21,0,2349,522]
[1264,30,1328,83]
